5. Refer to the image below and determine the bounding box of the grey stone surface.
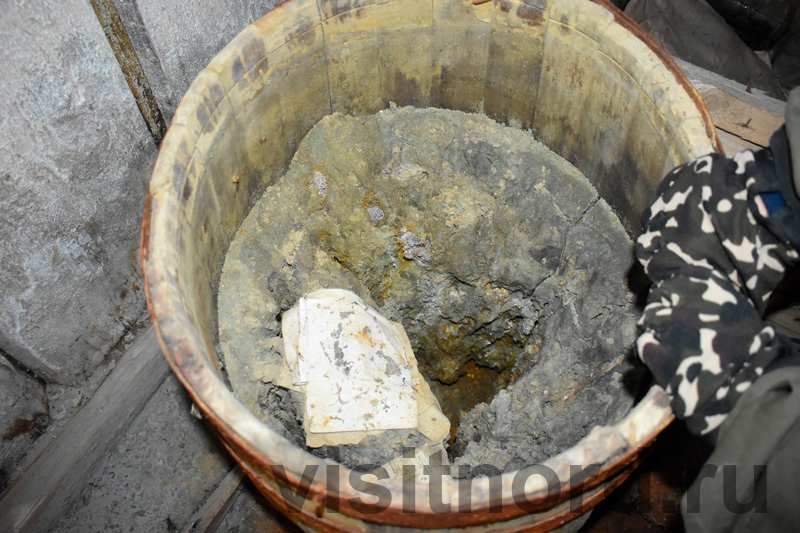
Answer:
[134,0,279,101]
[0,0,155,385]
[0,353,48,495]
[53,374,233,533]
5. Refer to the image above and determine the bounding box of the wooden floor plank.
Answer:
[699,86,783,148]
[181,465,245,533]
[716,128,761,154]
[675,58,786,117]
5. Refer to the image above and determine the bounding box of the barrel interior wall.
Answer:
[484,2,548,132]
[322,2,385,114]
[172,2,334,371]
[376,2,435,109]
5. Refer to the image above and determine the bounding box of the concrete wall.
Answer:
[0,0,277,493]
[0,0,279,385]
[0,0,156,385]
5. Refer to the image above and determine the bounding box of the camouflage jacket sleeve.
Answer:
[635,131,800,438]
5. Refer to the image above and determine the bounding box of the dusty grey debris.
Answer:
[311,170,327,196]
[399,227,431,265]
[367,206,384,224]
[217,106,642,475]
[257,382,306,445]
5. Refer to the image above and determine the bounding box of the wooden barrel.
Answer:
[142,0,720,530]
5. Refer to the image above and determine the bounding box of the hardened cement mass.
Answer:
[217,106,642,474]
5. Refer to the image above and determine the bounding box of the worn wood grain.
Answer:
[716,128,761,155]
[698,86,784,148]
[181,465,245,533]
[0,325,170,533]
[676,57,786,117]
[90,0,166,144]
[676,59,787,151]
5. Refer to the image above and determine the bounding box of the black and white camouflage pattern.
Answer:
[636,150,799,436]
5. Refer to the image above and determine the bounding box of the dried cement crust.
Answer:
[218,106,640,473]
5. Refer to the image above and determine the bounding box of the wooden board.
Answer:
[698,86,784,148]
[675,58,787,153]
[716,128,761,155]
[0,325,170,533]
[675,57,786,117]
[181,465,245,533]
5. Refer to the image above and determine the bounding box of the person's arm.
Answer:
[635,92,800,440]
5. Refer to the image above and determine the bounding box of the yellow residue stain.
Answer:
[280,228,305,265]
[354,330,376,347]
